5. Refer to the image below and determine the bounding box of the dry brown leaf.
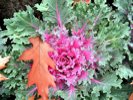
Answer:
[0,56,10,70]
[74,0,80,3]
[0,74,8,81]
[0,55,10,81]
[130,81,133,85]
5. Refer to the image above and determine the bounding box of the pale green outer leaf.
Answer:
[0,32,5,51]
[35,0,75,27]
[55,90,68,100]
[92,73,122,95]
[116,65,133,79]
[1,6,42,54]
[35,3,48,11]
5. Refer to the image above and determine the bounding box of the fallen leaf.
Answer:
[0,55,10,82]
[0,56,10,70]
[129,93,133,100]
[19,36,56,100]
[28,96,35,100]
[130,81,133,85]
[73,0,80,3]
[129,82,133,100]
[85,0,90,4]
[0,74,8,81]
[73,0,90,4]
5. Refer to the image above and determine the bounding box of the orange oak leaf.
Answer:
[129,93,133,100]
[0,55,10,82]
[19,36,56,100]
[85,0,90,4]
[28,96,35,100]
[129,82,133,100]
[73,0,90,4]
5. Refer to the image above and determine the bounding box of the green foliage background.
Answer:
[0,0,133,100]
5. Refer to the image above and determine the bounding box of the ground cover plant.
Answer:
[0,0,133,100]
